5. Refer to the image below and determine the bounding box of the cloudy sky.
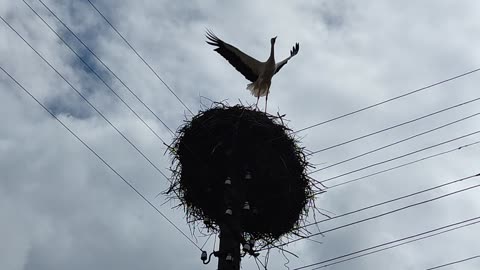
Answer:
[1,0,480,269]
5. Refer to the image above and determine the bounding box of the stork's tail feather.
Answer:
[247,81,269,98]
[247,82,259,97]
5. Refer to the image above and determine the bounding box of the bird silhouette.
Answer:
[206,30,299,112]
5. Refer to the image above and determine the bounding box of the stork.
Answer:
[206,30,299,112]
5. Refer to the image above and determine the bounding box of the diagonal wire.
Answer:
[23,0,171,147]
[300,173,479,230]
[200,233,213,250]
[0,65,201,251]
[312,130,480,181]
[425,254,480,270]
[0,15,171,182]
[255,256,267,270]
[305,180,480,239]
[84,0,194,115]
[308,95,480,155]
[254,257,262,270]
[261,173,480,250]
[295,68,480,133]
[293,216,480,270]
[326,140,480,189]
[308,219,480,270]
[313,111,480,172]
[32,0,175,136]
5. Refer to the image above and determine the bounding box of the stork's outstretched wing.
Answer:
[274,43,300,74]
[206,30,263,82]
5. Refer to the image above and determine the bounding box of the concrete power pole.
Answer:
[217,161,243,270]
[217,223,241,270]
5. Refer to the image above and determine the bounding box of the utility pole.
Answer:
[217,158,243,270]
[217,223,241,270]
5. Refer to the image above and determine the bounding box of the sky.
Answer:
[1,0,480,269]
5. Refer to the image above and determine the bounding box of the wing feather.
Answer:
[206,30,263,82]
[274,42,300,74]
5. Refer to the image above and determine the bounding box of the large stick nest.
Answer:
[168,104,316,244]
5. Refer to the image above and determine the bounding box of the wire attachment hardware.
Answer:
[201,250,207,261]
[201,251,217,264]
[243,201,250,210]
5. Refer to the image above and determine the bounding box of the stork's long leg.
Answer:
[265,91,268,113]
[255,96,260,110]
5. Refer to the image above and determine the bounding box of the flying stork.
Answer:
[206,30,299,112]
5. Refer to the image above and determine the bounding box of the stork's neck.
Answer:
[269,42,275,62]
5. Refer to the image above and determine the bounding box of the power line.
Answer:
[327,140,480,189]
[313,111,480,171]
[0,15,171,182]
[33,0,176,136]
[31,0,207,171]
[0,65,201,251]
[308,95,480,155]
[263,174,480,249]
[200,233,213,250]
[300,173,479,230]
[254,257,264,270]
[308,219,480,270]
[23,0,172,149]
[295,67,480,133]
[292,216,480,270]
[312,130,480,181]
[426,254,480,270]
[320,180,480,235]
[84,0,194,115]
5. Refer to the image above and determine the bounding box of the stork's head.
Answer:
[270,36,277,45]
